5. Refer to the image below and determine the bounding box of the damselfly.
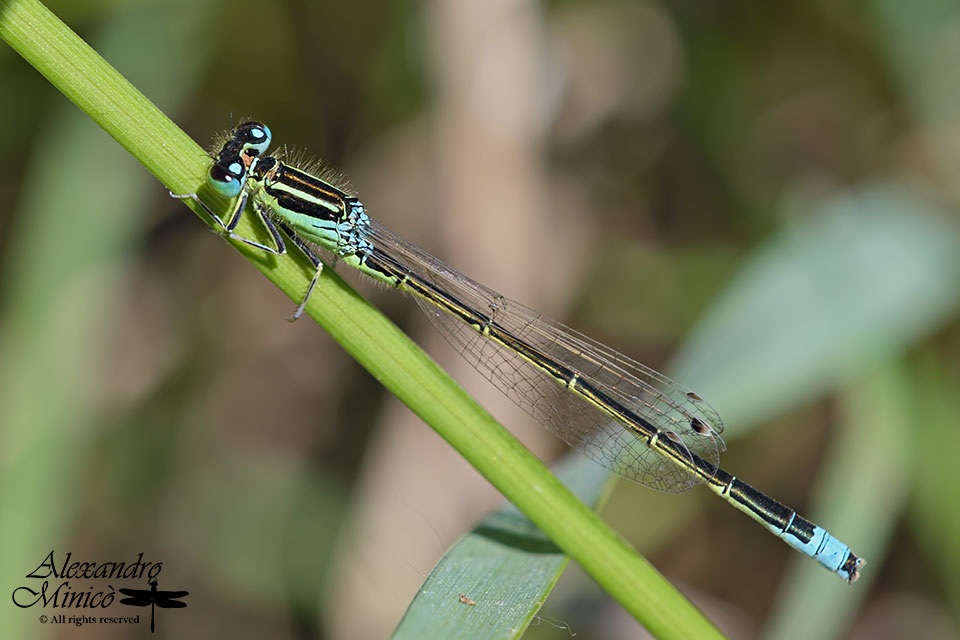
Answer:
[174,122,863,582]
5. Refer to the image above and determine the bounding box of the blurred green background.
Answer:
[2,0,960,638]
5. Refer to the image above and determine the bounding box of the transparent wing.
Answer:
[366,221,725,493]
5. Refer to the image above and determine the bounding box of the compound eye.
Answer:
[208,160,243,198]
[236,121,271,156]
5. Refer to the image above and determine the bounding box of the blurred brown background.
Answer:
[2,0,960,638]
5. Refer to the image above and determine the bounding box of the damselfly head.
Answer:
[206,123,273,198]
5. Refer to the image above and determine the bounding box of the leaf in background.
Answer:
[393,455,615,640]
[907,355,960,616]
[670,183,960,434]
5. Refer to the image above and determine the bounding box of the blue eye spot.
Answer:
[228,161,243,176]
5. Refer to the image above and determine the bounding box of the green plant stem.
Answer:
[0,1,722,637]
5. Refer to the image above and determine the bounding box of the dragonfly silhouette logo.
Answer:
[119,579,188,634]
